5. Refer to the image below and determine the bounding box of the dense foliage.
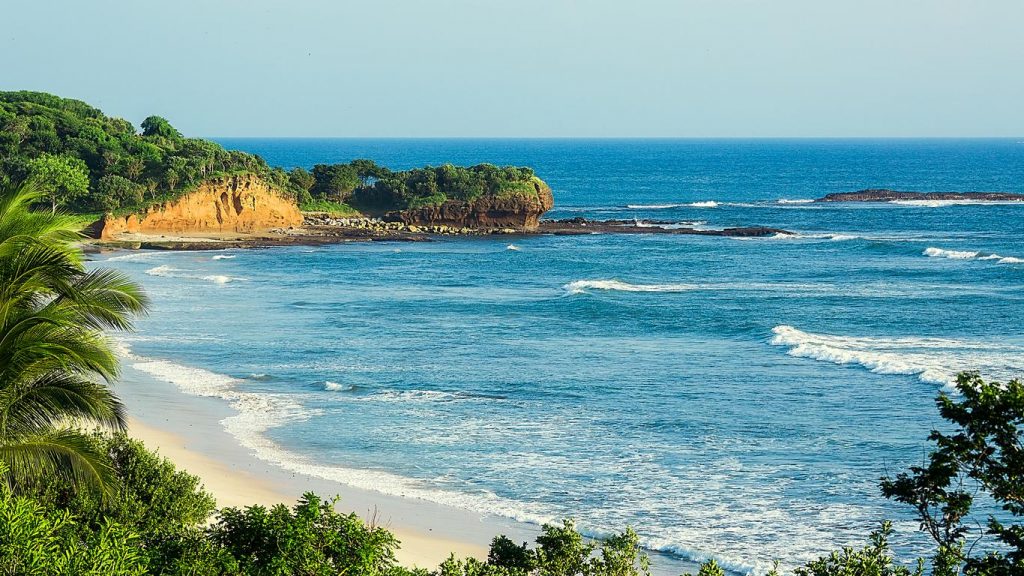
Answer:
[302,160,542,210]
[0,91,546,218]
[0,180,148,493]
[0,91,299,213]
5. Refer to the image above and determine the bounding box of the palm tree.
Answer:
[0,180,148,493]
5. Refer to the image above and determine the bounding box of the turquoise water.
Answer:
[100,139,1024,574]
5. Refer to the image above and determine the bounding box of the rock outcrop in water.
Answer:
[96,175,303,239]
[384,180,554,230]
[817,189,1024,202]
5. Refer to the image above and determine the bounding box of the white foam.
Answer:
[770,325,1024,389]
[924,247,979,260]
[202,275,233,284]
[212,254,236,260]
[104,252,160,262]
[625,201,719,209]
[145,264,180,277]
[324,381,355,392]
[924,247,1023,265]
[564,280,699,294]
[777,198,814,205]
[145,265,241,285]
[626,203,687,209]
[892,199,1024,207]
[506,244,521,251]
[766,232,856,242]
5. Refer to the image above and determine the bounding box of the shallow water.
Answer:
[99,139,1024,574]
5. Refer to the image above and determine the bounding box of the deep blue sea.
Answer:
[99,139,1024,574]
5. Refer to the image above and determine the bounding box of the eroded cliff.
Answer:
[97,174,302,239]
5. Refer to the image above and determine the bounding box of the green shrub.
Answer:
[0,463,148,575]
[210,493,405,576]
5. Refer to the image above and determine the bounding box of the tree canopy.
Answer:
[0,91,299,214]
[0,91,548,218]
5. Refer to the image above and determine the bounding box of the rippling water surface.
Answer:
[99,139,1024,574]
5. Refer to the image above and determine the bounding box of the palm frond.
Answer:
[0,427,119,497]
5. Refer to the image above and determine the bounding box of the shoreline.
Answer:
[115,337,698,576]
[84,218,791,252]
[116,358,523,570]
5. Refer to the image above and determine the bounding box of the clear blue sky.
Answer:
[2,0,1021,137]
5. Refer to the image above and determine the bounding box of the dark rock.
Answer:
[817,189,1024,202]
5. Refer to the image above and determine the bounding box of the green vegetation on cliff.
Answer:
[298,160,544,211]
[0,91,299,213]
[0,91,550,219]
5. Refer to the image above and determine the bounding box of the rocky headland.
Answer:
[816,189,1024,202]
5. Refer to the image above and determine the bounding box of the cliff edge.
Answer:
[97,174,303,239]
[385,179,555,229]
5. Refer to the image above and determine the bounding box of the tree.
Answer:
[96,174,145,212]
[0,180,149,493]
[288,167,315,192]
[27,153,89,213]
[882,372,1024,575]
[311,163,360,202]
[140,115,182,139]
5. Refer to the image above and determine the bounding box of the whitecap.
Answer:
[506,244,521,251]
[145,264,180,277]
[923,247,979,260]
[104,251,160,262]
[324,381,355,392]
[212,254,236,260]
[924,247,1023,265]
[564,279,699,294]
[776,198,814,205]
[202,275,233,284]
[625,203,687,209]
[769,325,1024,389]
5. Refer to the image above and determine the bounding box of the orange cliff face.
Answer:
[97,175,303,239]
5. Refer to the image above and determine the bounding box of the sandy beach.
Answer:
[116,360,533,571]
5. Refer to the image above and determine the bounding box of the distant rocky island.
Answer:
[817,188,1024,202]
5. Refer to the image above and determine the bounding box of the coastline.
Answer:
[84,217,791,253]
[115,358,524,570]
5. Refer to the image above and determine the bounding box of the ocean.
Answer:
[96,139,1024,574]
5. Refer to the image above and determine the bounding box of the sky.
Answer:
[2,0,1022,138]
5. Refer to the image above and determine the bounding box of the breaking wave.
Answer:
[776,199,814,205]
[324,381,355,392]
[146,265,243,284]
[564,280,699,294]
[625,201,719,209]
[212,254,236,260]
[770,325,1024,388]
[924,247,1023,265]
[103,251,163,262]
